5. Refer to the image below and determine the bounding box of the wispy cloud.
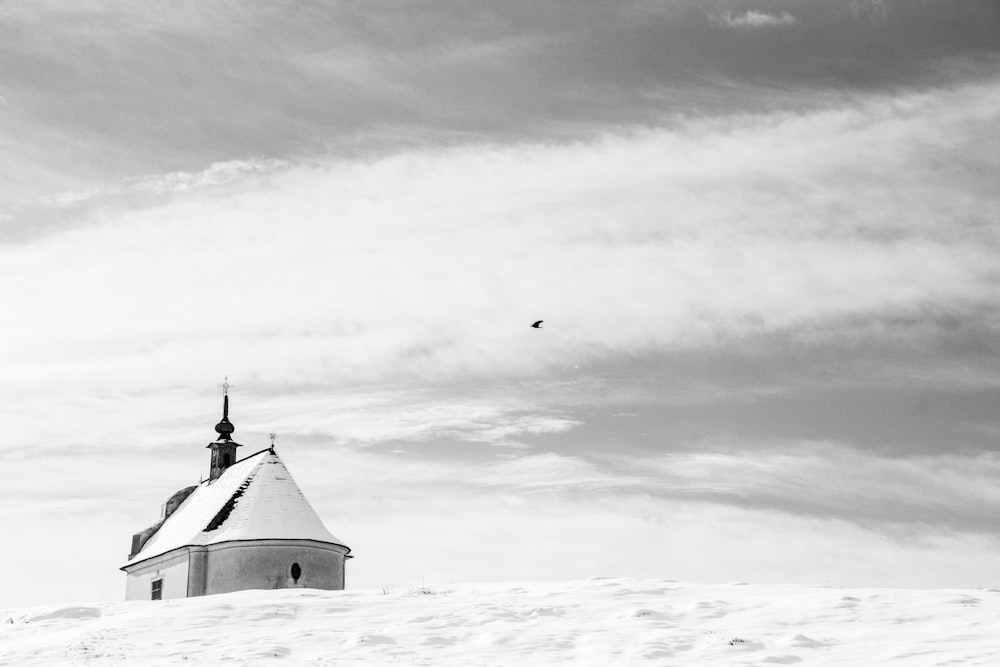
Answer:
[40,159,285,210]
[2,79,997,401]
[305,444,1000,592]
[712,10,799,30]
[850,0,889,24]
[2,1,998,212]
[623,442,1000,533]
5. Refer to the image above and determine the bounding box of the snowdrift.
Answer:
[2,579,998,665]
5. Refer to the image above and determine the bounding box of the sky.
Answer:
[1,0,999,607]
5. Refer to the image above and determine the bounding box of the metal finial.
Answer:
[218,376,232,396]
[269,432,277,452]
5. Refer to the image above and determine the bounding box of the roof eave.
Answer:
[121,537,351,571]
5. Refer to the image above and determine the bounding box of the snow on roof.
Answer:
[124,449,348,568]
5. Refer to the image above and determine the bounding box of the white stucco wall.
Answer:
[124,552,190,601]
[124,540,348,599]
[204,540,347,595]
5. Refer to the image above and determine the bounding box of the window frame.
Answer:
[151,577,163,600]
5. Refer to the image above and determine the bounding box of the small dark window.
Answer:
[151,578,163,600]
[221,453,232,467]
[290,563,301,583]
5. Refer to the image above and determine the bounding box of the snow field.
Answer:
[2,578,999,666]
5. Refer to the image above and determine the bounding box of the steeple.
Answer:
[206,378,241,481]
[215,393,235,441]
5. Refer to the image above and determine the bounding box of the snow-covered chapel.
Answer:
[121,390,351,600]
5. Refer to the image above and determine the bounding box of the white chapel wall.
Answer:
[204,540,347,594]
[125,553,190,601]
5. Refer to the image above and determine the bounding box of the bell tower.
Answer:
[207,378,241,481]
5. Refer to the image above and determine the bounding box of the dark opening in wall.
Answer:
[290,562,301,583]
[151,578,163,600]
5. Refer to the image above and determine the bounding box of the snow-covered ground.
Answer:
[2,579,998,666]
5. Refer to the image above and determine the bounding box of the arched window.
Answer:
[290,562,301,583]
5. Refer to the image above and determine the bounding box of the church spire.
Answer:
[214,381,235,442]
[207,377,241,481]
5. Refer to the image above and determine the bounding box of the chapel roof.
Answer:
[122,448,349,568]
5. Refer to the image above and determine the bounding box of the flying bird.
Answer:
[531,320,543,328]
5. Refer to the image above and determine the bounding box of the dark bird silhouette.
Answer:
[531,320,543,328]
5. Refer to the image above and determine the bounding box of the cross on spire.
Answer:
[269,432,278,452]
[218,376,232,397]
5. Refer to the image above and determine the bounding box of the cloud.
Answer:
[39,159,285,210]
[2,78,997,404]
[307,440,1000,591]
[851,0,889,24]
[713,10,799,30]
[622,441,1000,533]
[2,0,999,216]
[283,443,1000,592]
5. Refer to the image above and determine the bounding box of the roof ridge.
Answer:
[234,447,274,465]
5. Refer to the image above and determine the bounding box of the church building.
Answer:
[121,390,351,600]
